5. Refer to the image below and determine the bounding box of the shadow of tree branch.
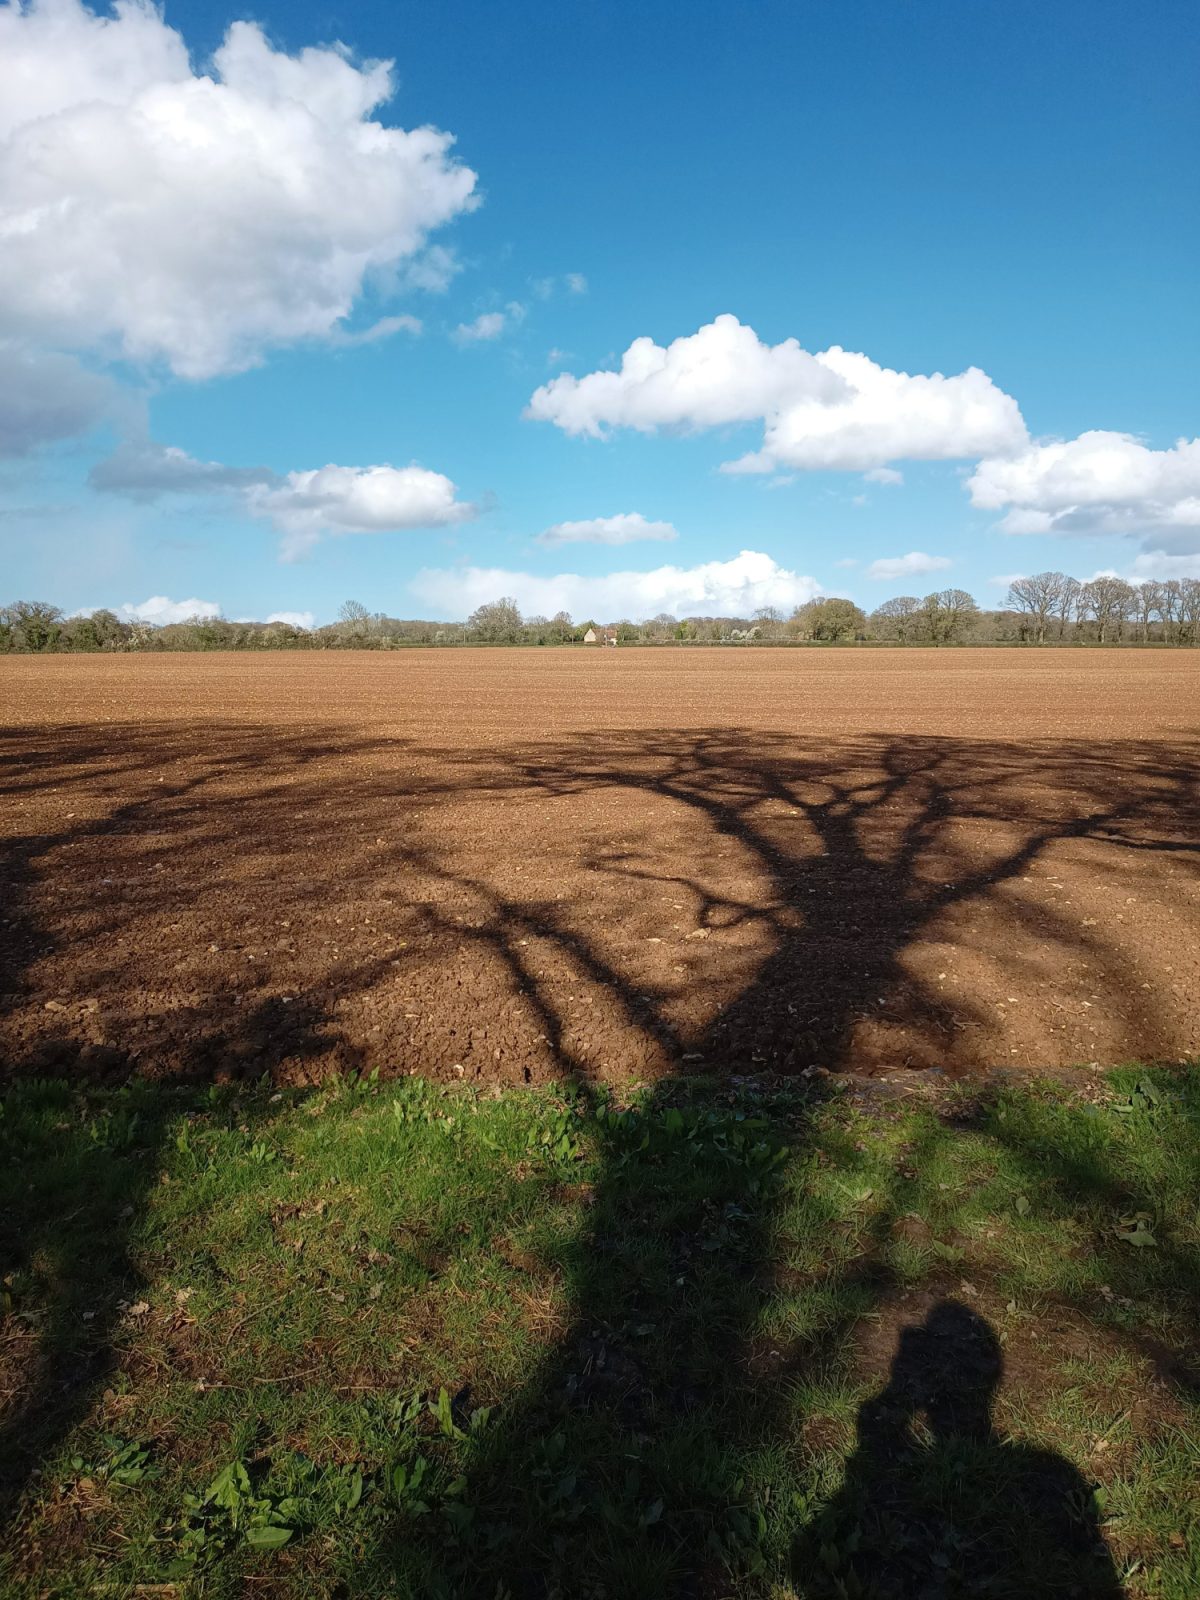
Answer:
[3,720,1198,1591]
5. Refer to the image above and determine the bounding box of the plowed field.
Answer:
[2,648,1198,1083]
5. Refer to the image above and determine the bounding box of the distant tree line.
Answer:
[4,574,1200,654]
[860,575,1200,647]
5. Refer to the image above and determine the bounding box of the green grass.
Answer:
[1,1065,1198,1598]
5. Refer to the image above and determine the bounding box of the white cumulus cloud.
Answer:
[117,594,219,624]
[265,610,315,629]
[90,440,477,559]
[410,549,821,621]
[528,315,841,437]
[968,431,1200,547]
[526,314,1027,473]
[866,551,953,582]
[731,347,1025,474]
[245,463,477,560]
[0,0,477,378]
[535,513,678,548]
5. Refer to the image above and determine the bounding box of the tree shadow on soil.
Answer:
[3,721,1199,1590]
[349,728,1198,1596]
[484,728,1198,1077]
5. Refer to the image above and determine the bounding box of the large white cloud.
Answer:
[968,431,1200,546]
[526,314,1027,473]
[0,0,477,378]
[410,549,821,621]
[527,315,841,437]
[535,512,678,548]
[730,347,1028,475]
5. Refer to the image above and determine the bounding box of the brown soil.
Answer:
[1,648,1197,1085]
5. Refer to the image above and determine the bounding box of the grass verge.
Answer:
[1,1065,1198,1598]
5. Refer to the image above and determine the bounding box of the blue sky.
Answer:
[1,0,1197,625]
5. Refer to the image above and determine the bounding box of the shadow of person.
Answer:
[792,1299,1124,1599]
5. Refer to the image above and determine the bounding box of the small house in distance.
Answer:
[583,625,616,646]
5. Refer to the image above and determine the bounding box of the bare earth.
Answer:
[2,649,1198,1084]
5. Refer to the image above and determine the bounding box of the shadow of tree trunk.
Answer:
[344,728,1199,1594]
[4,720,1197,1590]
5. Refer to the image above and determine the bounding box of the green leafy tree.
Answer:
[467,597,524,643]
[2,600,63,652]
[791,597,866,642]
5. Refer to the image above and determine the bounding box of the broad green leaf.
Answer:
[245,1524,293,1550]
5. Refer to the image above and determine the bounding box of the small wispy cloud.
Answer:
[535,512,679,548]
[328,314,422,348]
[452,302,526,344]
[531,273,588,299]
[866,551,953,581]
